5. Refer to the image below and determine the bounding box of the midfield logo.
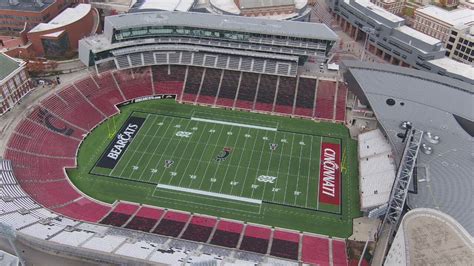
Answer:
[216,147,232,162]
[164,160,174,168]
[269,143,278,151]
[257,175,277,183]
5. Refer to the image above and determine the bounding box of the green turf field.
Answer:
[68,100,361,237]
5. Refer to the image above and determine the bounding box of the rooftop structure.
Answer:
[29,3,91,32]
[427,57,474,80]
[129,0,195,12]
[385,208,474,265]
[0,52,31,115]
[342,60,474,234]
[105,11,336,40]
[416,5,474,26]
[0,52,20,81]
[0,0,54,12]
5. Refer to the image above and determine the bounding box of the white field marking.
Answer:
[305,135,315,208]
[126,148,308,180]
[248,130,271,199]
[191,117,277,131]
[143,117,178,182]
[208,126,239,192]
[271,132,287,203]
[217,127,244,193]
[148,118,187,184]
[258,131,278,201]
[316,136,323,210]
[151,193,261,215]
[229,128,258,195]
[197,125,227,189]
[282,134,296,204]
[156,184,262,204]
[177,122,212,188]
[137,117,175,181]
[293,135,305,206]
[133,116,171,181]
[163,119,193,184]
[192,111,279,128]
[112,114,155,177]
[238,128,264,197]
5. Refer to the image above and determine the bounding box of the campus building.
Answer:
[79,11,338,74]
[413,5,474,43]
[445,23,473,64]
[0,0,72,33]
[0,52,32,115]
[370,0,404,15]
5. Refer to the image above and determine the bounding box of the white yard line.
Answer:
[176,123,211,187]
[293,135,305,206]
[137,116,174,181]
[282,134,296,204]
[162,119,193,185]
[248,130,270,199]
[237,129,263,197]
[191,117,276,131]
[156,184,262,204]
[208,126,239,192]
[271,132,287,203]
[229,128,258,195]
[215,127,243,193]
[305,135,315,208]
[197,126,227,189]
[316,137,323,210]
[259,131,278,201]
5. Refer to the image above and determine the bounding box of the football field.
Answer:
[70,100,360,236]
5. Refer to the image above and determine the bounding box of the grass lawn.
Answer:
[68,99,361,237]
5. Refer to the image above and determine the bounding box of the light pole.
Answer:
[361,26,375,61]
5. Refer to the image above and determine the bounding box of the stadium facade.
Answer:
[79,11,338,75]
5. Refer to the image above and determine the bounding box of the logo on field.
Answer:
[216,147,232,162]
[175,131,192,138]
[257,175,277,183]
[164,160,174,168]
[269,143,278,151]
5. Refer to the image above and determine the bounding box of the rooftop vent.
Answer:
[424,132,440,144]
[400,121,412,130]
[421,143,433,155]
[8,0,19,6]
[34,0,44,8]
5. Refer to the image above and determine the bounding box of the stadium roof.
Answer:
[239,0,294,9]
[385,208,474,265]
[29,4,91,33]
[106,11,338,40]
[130,0,195,12]
[394,25,441,46]
[342,60,474,235]
[0,0,54,12]
[0,53,22,81]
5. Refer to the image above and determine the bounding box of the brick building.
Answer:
[26,4,98,57]
[0,52,32,115]
[413,5,474,43]
[0,0,72,33]
[370,0,404,15]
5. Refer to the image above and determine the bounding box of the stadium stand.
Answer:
[270,230,300,260]
[335,82,348,122]
[125,206,164,232]
[314,80,337,120]
[215,70,240,107]
[274,76,297,115]
[302,235,330,265]
[152,211,190,237]
[255,75,278,112]
[180,216,217,243]
[239,225,272,254]
[210,220,244,248]
[0,65,349,264]
[234,72,258,110]
[294,77,317,117]
[100,202,140,227]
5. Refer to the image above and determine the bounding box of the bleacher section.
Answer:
[1,64,349,264]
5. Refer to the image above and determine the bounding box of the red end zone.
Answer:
[318,142,341,206]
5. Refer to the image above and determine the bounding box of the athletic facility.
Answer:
[0,11,360,265]
[79,99,357,234]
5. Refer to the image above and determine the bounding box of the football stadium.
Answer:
[0,6,473,266]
